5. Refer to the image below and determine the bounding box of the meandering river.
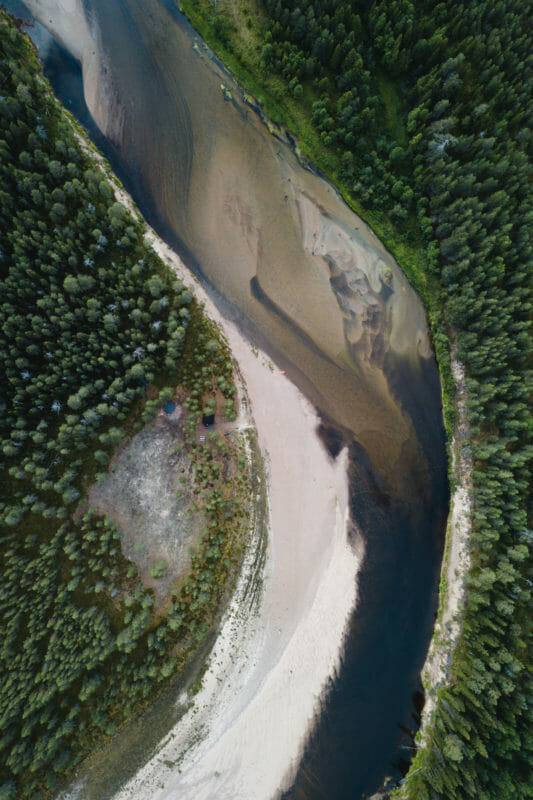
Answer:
[7,0,449,796]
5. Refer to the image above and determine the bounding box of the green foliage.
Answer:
[149,558,169,579]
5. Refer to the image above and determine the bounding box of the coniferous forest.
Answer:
[180,0,532,798]
[0,14,251,798]
[1,1,531,798]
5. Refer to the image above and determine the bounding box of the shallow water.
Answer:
[6,1,448,797]
[85,0,433,500]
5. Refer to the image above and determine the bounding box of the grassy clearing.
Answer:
[377,70,408,148]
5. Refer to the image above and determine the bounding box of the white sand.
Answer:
[108,233,359,800]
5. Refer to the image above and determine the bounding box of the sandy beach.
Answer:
[106,232,359,800]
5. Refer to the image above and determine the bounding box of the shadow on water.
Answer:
[289,343,448,799]
[4,2,449,797]
[286,416,448,799]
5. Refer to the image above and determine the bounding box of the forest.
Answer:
[0,13,252,798]
[180,0,532,798]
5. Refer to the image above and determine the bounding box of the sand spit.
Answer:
[102,159,358,798]
[108,232,359,800]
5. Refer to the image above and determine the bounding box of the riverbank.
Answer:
[114,231,358,800]
[413,351,473,738]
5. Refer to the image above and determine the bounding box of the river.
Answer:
[6,1,449,797]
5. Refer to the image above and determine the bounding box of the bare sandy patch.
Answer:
[88,409,204,611]
[297,191,432,364]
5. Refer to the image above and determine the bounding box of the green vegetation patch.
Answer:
[149,558,169,579]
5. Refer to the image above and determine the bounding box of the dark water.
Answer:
[5,2,449,797]
[288,380,447,799]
